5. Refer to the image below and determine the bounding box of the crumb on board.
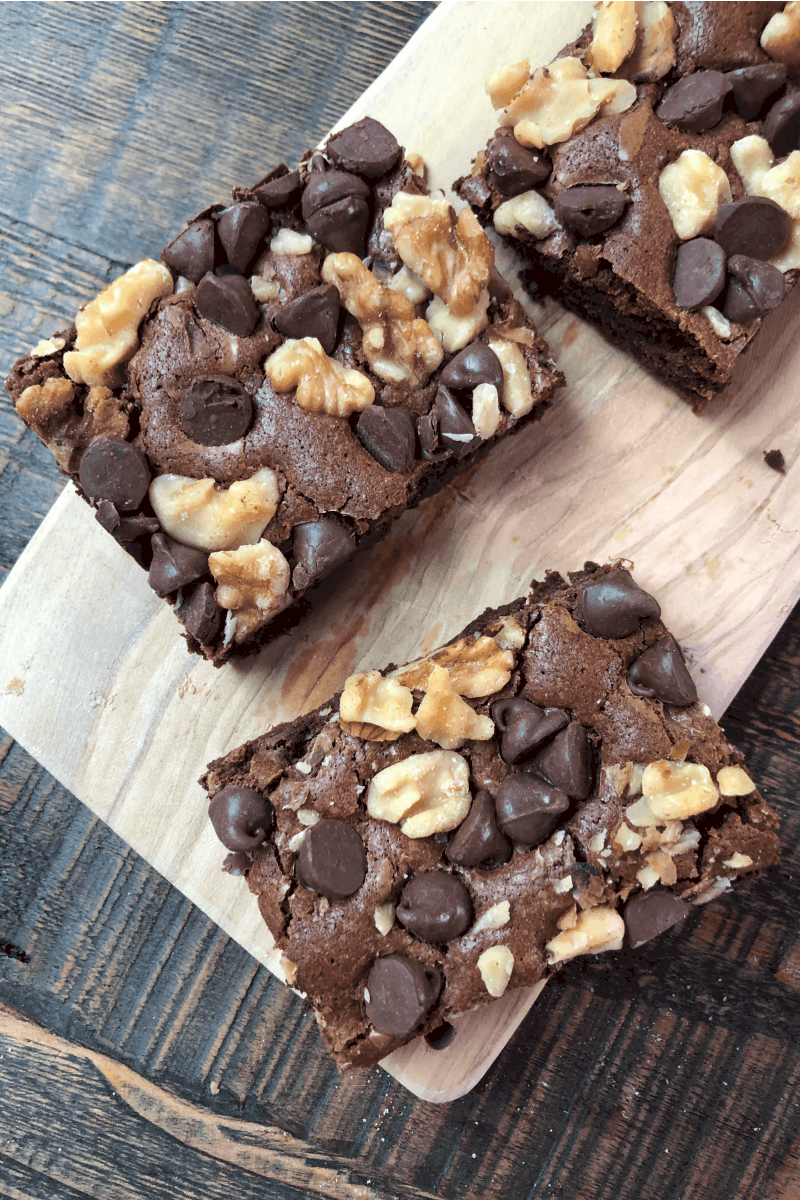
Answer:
[764,449,786,474]
[5,676,24,696]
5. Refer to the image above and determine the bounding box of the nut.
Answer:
[387,264,431,304]
[761,1,800,67]
[425,294,490,355]
[149,467,281,551]
[472,901,511,934]
[472,383,501,440]
[63,259,173,388]
[264,336,374,417]
[658,150,732,240]
[629,760,718,822]
[374,903,396,935]
[730,135,774,196]
[703,306,733,339]
[500,56,636,149]
[722,852,753,870]
[405,151,426,178]
[636,864,660,890]
[759,152,800,221]
[553,874,573,894]
[270,228,313,255]
[487,338,535,419]
[612,822,643,852]
[590,1,638,75]
[250,276,281,301]
[321,252,443,386]
[617,0,677,83]
[395,633,515,698]
[15,377,130,471]
[366,749,471,838]
[30,336,66,357]
[339,670,416,740]
[209,538,292,643]
[485,59,530,110]
[717,765,756,796]
[414,664,495,750]
[477,945,514,997]
[589,831,607,853]
[280,955,299,986]
[493,190,561,241]
[493,616,526,651]
[646,847,677,886]
[545,906,625,964]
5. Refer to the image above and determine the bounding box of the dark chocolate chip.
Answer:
[440,341,504,402]
[554,185,629,237]
[764,448,786,474]
[725,63,787,122]
[309,153,328,173]
[445,788,512,869]
[531,722,592,800]
[295,818,367,900]
[222,851,252,876]
[254,169,302,208]
[416,409,440,456]
[495,773,570,846]
[208,785,272,851]
[715,196,788,261]
[624,887,688,948]
[301,169,371,256]
[485,130,551,197]
[627,634,698,706]
[365,954,442,1038]
[162,218,216,283]
[217,200,270,272]
[672,238,727,311]
[488,266,512,306]
[722,254,786,323]
[325,117,402,179]
[176,581,222,644]
[95,500,159,543]
[215,263,242,277]
[356,405,417,473]
[576,569,661,639]
[292,518,356,591]
[763,90,800,157]
[396,872,472,943]
[148,532,209,598]
[274,283,341,355]
[491,697,568,765]
[195,271,258,336]
[79,437,151,513]
[432,386,478,457]
[656,70,732,132]
[178,375,253,445]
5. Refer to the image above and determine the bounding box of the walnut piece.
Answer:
[618,1,677,82]
[590,1,638,75]
[270,228,313,255]
[414,665,495,750]
[487,338,535,418]
[387,264,431,304]
[722,852,753,870]
[761,1,800,67]
[63,259,173,388]
[658,150,732,240]
[625,760,719,824]
[366,749,471,838]
[149,467,280,552]
[717,765,756,796]
[493,190,561,241]
[472,383,501,440]
[499,56,636,149]
[426,295,491,355]
[472,901,511,935]
[250,276,281,301]
[209,538,291,643]
[477,945,514,997]
[321,252,443,386]
[264,336,374,417]
[493,616,526,651]
[15,378,130,471]
[339,670,416,740]
[545,906,625,964]
[395,633,514,698]
[374,903,396,936]
[30,336,66,357]
[486,59,530,110]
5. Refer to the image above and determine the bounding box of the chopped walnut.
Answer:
[612,822,643,852]
[658,150,732,240]
[366,749,471,838]
[426,294,490,355]
[477,945,514,997]
[15,377,130,471]
[493,616,526,651]
[722,852,753,870]
[618,1,677,82]
[63,259,173,388]
[485,59,530,110]
[472,901,511,934]
[149,467,280,552]
[493,190,561,241]
[250,276,281,301]
[414,665,495,750]
[264,336,374,417]
[761,1,800,67]
[30,336,66,357]
[339,670,416,740]
[321,252,443,386]
[472,383,501,440]
[625,760,718,824]
[499,56,636,149]
[270,228,313,255]
[374,903,396,935]
[545,906,625,964]
[717,765,756,796]
[395,633,514,698]
[209,538,291,643]
[487,338,535,419]
[590,1,638,75]
[387,264,431,304]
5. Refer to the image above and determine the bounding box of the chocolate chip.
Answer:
[432,386,478,457]
[222,851,252,876]
[440,342,504,401]
[295,819,367,899]
[627,634,698,706]
[301,169,371,256]
[416,409,441,457]
[656,70,732,132]
[531,722,592,800]
[495,773,570,846]
[764,448,786,474]
[215,264,242,277]
[325,117,402,179]
[445,788,512,869]
[176,581,222,644]
[672,238,727,311]
[488,266,512,307]
[763,90,800,157]
[725,63,787,122]
[178,375,254,446]
[217,200,270,273]
[365,955,442,1038]
[79,437,151,513]
[148,532,209,598]
[485,130,551,197]
[162,218,216,283]
[95,500,159,542]
[274,284,341,355]
[292,518,356,591]
[254,169,302,208]
[715,197,788,261]
[491,697,568,765]
[356,405,417,473]
[396,872,472,943]
[195,271,258,336]
[624,887,689,948]
[576,569,661,639]
[554,185,629,237]
[208,785,272,851]
[722,254,786,323]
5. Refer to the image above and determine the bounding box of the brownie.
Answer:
[201,562,780,1070]
[455,2,800,409]
[5,118,562,665]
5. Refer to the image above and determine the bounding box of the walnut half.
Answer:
[264,336,374,417]
[366,749,471,837]
[209,539,291,643]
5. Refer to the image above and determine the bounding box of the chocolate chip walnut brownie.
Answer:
[201,563,779,1070]
[455,1,800,409]
[5,118,562,664]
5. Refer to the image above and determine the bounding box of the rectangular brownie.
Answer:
[455,1,800,410]
[200,562,780,1070]
[4,118,562,665]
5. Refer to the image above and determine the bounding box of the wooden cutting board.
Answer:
[2,0,800,1102]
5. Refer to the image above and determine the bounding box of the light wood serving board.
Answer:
[2,1,800,1102]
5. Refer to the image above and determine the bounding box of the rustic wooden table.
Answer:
[1,4,800,1198]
